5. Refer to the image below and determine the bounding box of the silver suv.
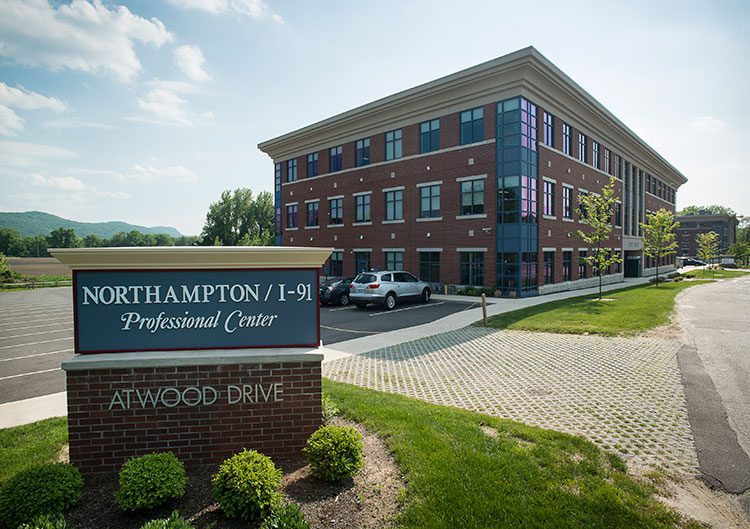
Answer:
[349,271,432,310]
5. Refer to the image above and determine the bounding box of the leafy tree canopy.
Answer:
[677,205,737,217]
[200,188,274,246]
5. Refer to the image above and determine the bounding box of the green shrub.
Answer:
[303,425,363,482]
[212,450,283,521]
[139,511,194,529]
[0,463,82,528]
[115,452,186,511]
[321,393,339,424]
[260,503,309,529]
[456,286,496,297]
[17,513,72,529]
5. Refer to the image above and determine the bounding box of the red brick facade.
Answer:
[66,360,322,474]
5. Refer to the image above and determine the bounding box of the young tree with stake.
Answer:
[696,231,720,276]
[640,209,679,286]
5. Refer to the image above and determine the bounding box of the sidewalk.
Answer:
[0,276,650,429]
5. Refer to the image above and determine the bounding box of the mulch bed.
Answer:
[65,419,404,529]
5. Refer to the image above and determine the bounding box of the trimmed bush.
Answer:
[115,452,186,511]
[0,463,82,528]
[212,450,283,521]
[303,425,363,482]
[17,513,72,529]
[260,503,310,529]
[139,511,194,529]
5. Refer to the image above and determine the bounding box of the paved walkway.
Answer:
[324,327,698,473]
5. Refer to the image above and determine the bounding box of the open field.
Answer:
[8,257,71,277]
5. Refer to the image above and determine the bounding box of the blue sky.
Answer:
[1,0,748,235]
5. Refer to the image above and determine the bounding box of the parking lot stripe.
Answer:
[0,308,69,317]
[0,349,74,363]
[0,337,72,350]
[328,306,355,312]
[369,301,445,316]
[0,368,60,381]
[0,315,72,327]
[1,329,72,340]
[320,325,377,335]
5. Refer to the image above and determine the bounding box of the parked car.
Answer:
[319,277,354,306]
[682,258,706,267]
[349,271,431,310]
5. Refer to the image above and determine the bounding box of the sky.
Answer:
[0,0,748,236]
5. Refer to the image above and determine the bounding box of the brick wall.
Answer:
[66,359,322,474]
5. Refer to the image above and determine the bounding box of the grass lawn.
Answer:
[478,280,712,336]
[325,380,699,529]
[0,417,67,486]
[684,269,749,280]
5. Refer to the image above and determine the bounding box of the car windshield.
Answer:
[354,274,377,284]
[321,279,341,287]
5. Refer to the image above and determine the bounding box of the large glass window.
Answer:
[579,250,588,279]
[286,204,297,228]
[460,179,484,215]
[497,253,519,294]
[355,138,370,167]
[306,201,319,227]
[543,180,555,216]
[615,202,622,227]
[543,251,555,284]
[287,159,297,182]
[592,141,600,169]
[522,253,537,289]
[460,252,484,286]
[563,186,572,219]
[327,251,343,277]
[355,193,370,223]
[419,252,440,282]
[385,129,402,160]
[460,107,484,145]
[604,148,611,175]
[355,252,370,273]
[578,190,588,220]
[521,175,537,223]
[306,153,318,177]
[420,119,440,153]
[562,123,571,155]
[615,155,621,179]
[385,251,404,271]
[419,185,440,218]
[543,111,554,147]
[578,133,587,163]
[274,163,282,239]
[563,251,572,281]
[329,146,343,172]
[384,189,403,221]
[328,197,343,225]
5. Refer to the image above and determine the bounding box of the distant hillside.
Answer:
[0,211,182,238]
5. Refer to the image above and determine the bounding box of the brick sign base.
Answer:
[62,350,323,475]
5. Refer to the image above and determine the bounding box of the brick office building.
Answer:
[258,47,686,297]
[676,213,737,258]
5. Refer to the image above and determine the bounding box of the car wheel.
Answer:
[421,288,431,303]
[384,293,397,310]
[355,303,367,309]
[339,293,350,306]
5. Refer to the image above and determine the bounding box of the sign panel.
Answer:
[73,268,319,353]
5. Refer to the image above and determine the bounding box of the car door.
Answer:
[392,272,409,298]
[401,272,419,298]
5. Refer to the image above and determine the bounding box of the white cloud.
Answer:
[134,88,193,125]
[174,45,210,82]
[42,119,115,130]
[144,79,201,94]
[0,140,76,167]
[24,172,129,200]
[128,163,198,182]
[165,0,282,22]
[0,82,68,113]
[28,173,86,192]
[689,116,727,134]
[0,105,25,136]
[0,0,173,83]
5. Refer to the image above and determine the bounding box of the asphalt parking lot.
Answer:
[0,288,482,405]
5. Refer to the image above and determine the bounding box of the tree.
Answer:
[22,235,49,257]
[640,208,679,287]
[728,241,750,266]
[677,205,737,217]
[47,228,80,249]
[696,231,720,276]
[83,234,105,248]
[200,189,275,246]
[0,228,24,256]
[576,178,622,300]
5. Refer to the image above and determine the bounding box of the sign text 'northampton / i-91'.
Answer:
[73,269,320,353]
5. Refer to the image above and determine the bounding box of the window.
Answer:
[562,123,571,155]
[385,129,402,160]
[497,253,519,293]
[543,112,554,147]
[460,179,484,215]
[329,146,342,172]
[355,193,370,223]
[274,163,282,238]
[287,159,297,182]
[327,251,343,277]
[615,202,622,227]
[544,251,555,284]
[522,253,537,289]
[384,189,403,221]
[355,138,370,167]
[563,251,572,281]
[592,141,600,169]
[578,190,588,220]
[615,255,622,274]
[605,148,611,175]
[578,133,587,163]
[521,175,537,223]
[286,204,297,228]
[562,186,572,219]
[460,252,484,286]
[579,250,588,279]
[615,155,621,179]
[420,119,440,153]
[419,252,440,282]
[306,201,319,227]
[460,107,484,145]
[419,185,440,218]
[355,252,370,273]
[385,251,404,271]
[543,180,555,216]
[306,153,318,177]
[328,197,343,225]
